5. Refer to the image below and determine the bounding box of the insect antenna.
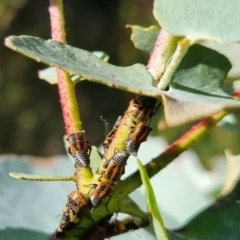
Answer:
[100,116,109,136]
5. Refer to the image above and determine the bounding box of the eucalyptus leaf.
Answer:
[0,155,74,233]
[200,42,240,79]
[137,159,169,240]
[219,151,240,197]
[5,36,160,97]
[127,25,160,52]
[119,196,150,220]
[5,36,240,127]
[153,0,240,43]
[38,67,58,84]
[90,145,103,173]
[217,114,238,131]
[162,44,240,126]
[9,172,77,182]
[172,176,240,240]
[0,228,48,240]
[38,67,84,85]
[38,51,109,85]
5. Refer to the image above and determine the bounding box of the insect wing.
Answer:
[58,191,87,232]
[90,182,113,211]
[127,123,152,156]
[103,161,125,183]
[68,131,89,154]
[73,151,90,168]
[102,116,122,152]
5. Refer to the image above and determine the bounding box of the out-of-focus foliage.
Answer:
[137,159,169,240]
[154,0,240,43]
[0,0,27,36]
[0,0,156,156]
[1,0,240,169]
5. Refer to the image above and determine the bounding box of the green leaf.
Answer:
[0,155,75,233]
[217,114,238,131]
[38,67,58,84]
[159,153,240,240]
[0,228,49,240]
[38,66,85,85]
[38,51,109,85]
[119,196,150,221]
[219,151,240,197]
[5,36,160,97]
[162,44,240,126]
[127,25,160,52]
[89,145,103,173]
[172,176,240,240]
[9,172,77,182]
[153,0,240,43]
[6,36,240,127]
[137,159,169,240]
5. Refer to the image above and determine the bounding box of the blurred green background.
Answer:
[0,0,157,156]
[0,0,239,168]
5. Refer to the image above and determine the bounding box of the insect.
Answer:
[128,96,160,124]
[88,217,149,240]
[89,150,129,211]
[56,191,88,236]
[126,122,152,156]
[67,131,91,168]
[101,116,122,152]
[90,181,114,211]
[102,150,129,184]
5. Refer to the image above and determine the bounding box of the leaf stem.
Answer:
[147,29,179,82]
[49,0,82,134]
[114,87,240,199]
[9,172,77,182]
[157,38,191,90]
[48,0,92,202]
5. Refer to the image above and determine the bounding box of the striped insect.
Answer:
[101,116,122,152]
[127,96,160,124]
[67,131,91,168]
[101,150,129,184]
[89,150,129,211]
[88,217,149,240]
[133,95,160,119]
[126,122,152,156]
[56,190,88,236]
[90,181,114,211]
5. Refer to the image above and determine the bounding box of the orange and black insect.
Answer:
[126,122,152,156]
[90,181,114,211]
[56,190,88,237]
[88,217,149,240]
[101,116,122,152]
[67,131,91,168]
[133,96,160,116]
[102,150,129,184]
[90,151,128,211]
[128,96,160,124]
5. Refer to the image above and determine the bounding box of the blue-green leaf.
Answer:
[162,44,240,126]
[90,145,103,173]
[137,159,169,240]
[127,25,160,52]
[0,228,48,240]
[38,51,109,85]
[153,0,240,43]
[9,172,77,182]
[5,36,160,97]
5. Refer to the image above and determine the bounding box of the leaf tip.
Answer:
[4,36,16,50]
[9,172,17,178]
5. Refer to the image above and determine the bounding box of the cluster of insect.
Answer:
[55,96,159,239]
